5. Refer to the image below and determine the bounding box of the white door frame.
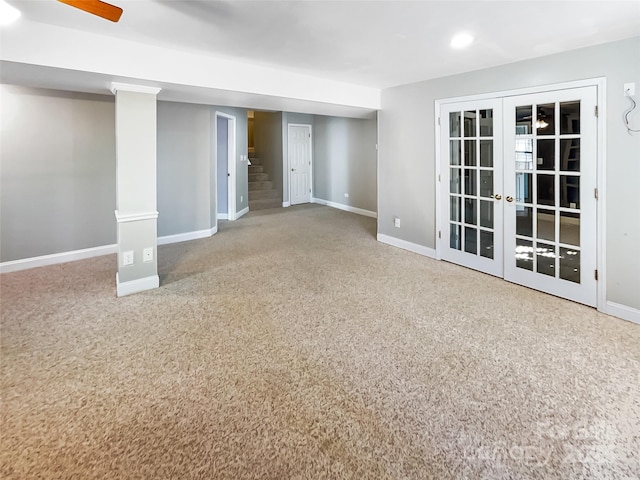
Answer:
[287,123,313,205]
[214,111,237,222]
[435,77,606,312]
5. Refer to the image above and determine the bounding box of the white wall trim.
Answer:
[237,206,249,219]
[311,197,377,218]
[282,201,291,208]
[115,210,159,223]
[157,227,217,246]
[601,302,640,325]
[110,82,161,95]
[0,244,117,274]
[217,213,229,220]
[377,233,437,258]
[116,272,159,297]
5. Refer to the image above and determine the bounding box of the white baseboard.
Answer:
[157,227,217,246]
[282,201,291,208]
[311,197,377,218]
[376,233,437,259]
[600,301,640,325]
[217,213,228,220]
[236,206,249,219]
[116,273,159,297]
[0,244,117,274]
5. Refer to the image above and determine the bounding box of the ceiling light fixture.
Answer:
[0,0,21,26]
[451,32,474,49]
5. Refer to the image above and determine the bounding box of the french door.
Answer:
[440,86,598,306]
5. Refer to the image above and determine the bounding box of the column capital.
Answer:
[110,82,161,95]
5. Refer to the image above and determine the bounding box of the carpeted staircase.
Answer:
[248,155,281,210]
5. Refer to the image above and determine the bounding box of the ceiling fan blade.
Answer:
[58,0,123,22]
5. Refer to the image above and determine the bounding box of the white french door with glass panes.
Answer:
[440,99,503,277]
[439,86,598,307]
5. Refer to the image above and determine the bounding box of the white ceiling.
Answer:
[6,0,640,89]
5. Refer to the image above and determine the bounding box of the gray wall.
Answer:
[157,101,211,236]
[282,113,315,204]
[378,36,640,309]
[253,111,283,198]
[216,116,228,214]
[0,85,116,262]
[313,115,378,213]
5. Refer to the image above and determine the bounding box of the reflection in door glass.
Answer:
[560,247,580,283]
[516,106,532,134]
[560,175,580,209]
[515,138,533,169]
[450,112,461,137]
[464,140,477,166]
[464,111,477,137]
[536,103,555,135]
[465,227,477,254]
[479,109,493,136]
[516,206,533,237]
[450,224,461,250]
[479,170,493,198]
[450,168,461,194]
[480,200,493,228]
[536,209,555,242]
[560,101,580,134]
[516,173,532,203]
[536,139,555,170]
[465,198,477,225]
[450,140,461,165]
[537,174,555,206]
[515,238,534,271]
[450,196,461,222]
[560,212,580,246]
[536,242,556,277]
[480,231,494,259]
[464,169,477,196]
[480,140,493,167]
[560,139,580,172]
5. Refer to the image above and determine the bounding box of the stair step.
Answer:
[249,172,269,182]
[248,165,264,174]
[249,180,273,191]
[250,197,282,211]
[249,189,279,200]
[248,157,260,165]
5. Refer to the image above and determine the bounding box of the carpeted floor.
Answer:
[1,204,638,479]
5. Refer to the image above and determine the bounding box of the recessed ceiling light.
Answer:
[451,32,474,49]
[0,0,21,26]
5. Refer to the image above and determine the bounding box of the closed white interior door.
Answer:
[503,87,598,306]
[440,86,598,307]
[440,99,504,277]
[289,125,312,205]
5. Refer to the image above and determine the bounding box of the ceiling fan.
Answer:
[58,0,123,22]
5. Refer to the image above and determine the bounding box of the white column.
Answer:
[111,83,161,297]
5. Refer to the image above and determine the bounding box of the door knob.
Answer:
[494,194,502,200]
[506,196,514,202]
[291,168,295,172]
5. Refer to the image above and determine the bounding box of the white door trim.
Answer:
[435,77,606,313]
[214,111,237,222]
[288,123,313,205]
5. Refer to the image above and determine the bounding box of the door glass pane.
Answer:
[465,198,477,225]
[516,173,533,203]
[537,139,555,170]
[536,242,556,277]
[450,196,461,222]
[537,174,555,206]
[464,111,476,137]
[450,224,461,250]
[450,140,461,165]
[560,212,580,246]
[560,175,580,209]
[516,106,532,134]
[464,140,477,166]
[479,140,493,167]
[479,170,493,198]
[560,139,580,171]
[537,209,555,242]
[480,200,493,228]
[536,103,555,135]
[449,112,461,137]
[479,109,493,136]
[464,169,476,195]
[480,231,494,259]
[465,227,477,254]
[450,168,461,193]
[560,247,580,283]
[560,101,580,134]
[515,138,533,169]
[516,206,533,237]
[516,238,534,271]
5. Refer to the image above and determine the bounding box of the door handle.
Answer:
[493,194,502,200]
[506,196,514,202]
[291,168,295,172]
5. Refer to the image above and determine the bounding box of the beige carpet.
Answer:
[1,204,638,479]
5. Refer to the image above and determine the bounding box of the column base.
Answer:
[116,273,159,297]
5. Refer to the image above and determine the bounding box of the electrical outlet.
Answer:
[143,247,153,262]
[394,217,401,228]
[241,195,244,203]
[123,250,134,266]
[624,83,636,96]
[344,193,349,198]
